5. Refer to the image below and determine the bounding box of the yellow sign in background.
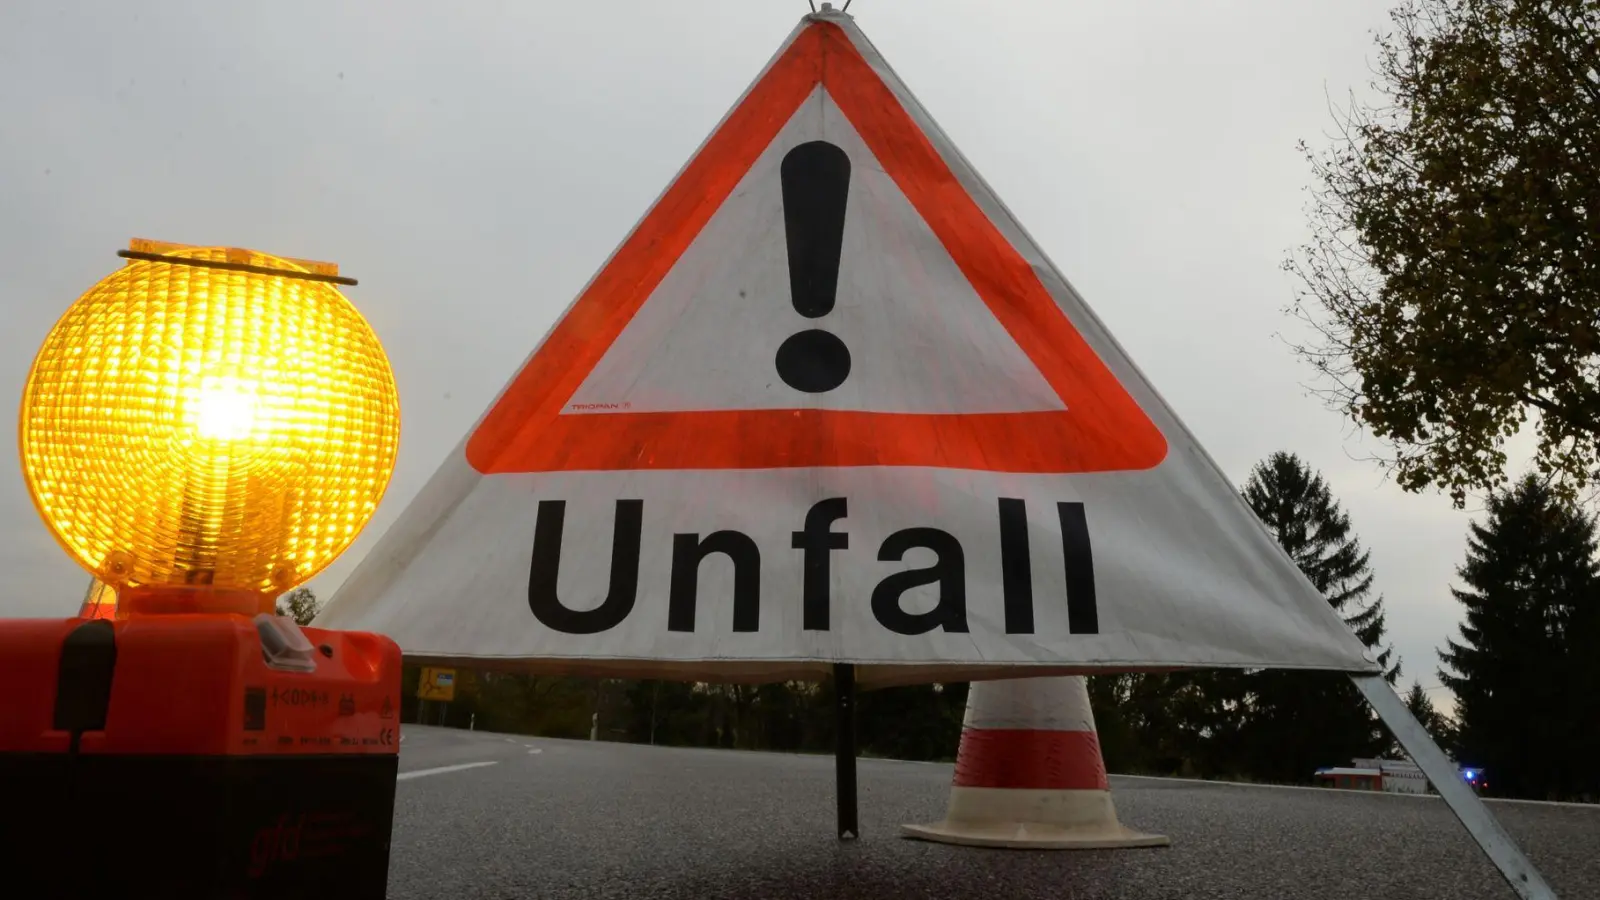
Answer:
[417,667,456,702]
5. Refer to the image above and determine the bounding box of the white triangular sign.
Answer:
[317,10,1379,687]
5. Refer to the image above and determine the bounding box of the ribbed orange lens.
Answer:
[19,246,400,595]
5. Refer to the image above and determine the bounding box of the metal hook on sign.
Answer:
[842,0,853,11]
[808,0,817,11]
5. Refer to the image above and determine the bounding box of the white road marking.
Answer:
[1114,773,1405,795]
[1112,773,1600,809]
[527,747,542,755]
[397,761,498,782]
[1476,796,1600,810]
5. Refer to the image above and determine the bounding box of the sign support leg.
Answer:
[1351,674,1555,900]
[834,663,858,840]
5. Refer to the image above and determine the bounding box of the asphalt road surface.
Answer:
[390,725,1599,899]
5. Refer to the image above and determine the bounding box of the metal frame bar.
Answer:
[1352,675,1557,899]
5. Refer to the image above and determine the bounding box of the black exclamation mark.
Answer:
[776,140,852,393]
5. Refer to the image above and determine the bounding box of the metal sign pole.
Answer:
[835,663,859,840]
[1351,675,1557,900]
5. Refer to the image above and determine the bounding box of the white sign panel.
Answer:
[317,10,1379,686]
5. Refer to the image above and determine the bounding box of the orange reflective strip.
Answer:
[469,27,824,459]
[466,22,1166,475]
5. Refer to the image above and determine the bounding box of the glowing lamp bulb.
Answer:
[19,240,401,612]
[193,376,260,442]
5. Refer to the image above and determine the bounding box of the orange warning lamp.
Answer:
[18,238,400,617]
[3,239,405,898]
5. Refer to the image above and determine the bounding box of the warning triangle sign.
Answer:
[318,10,1380,687]
[465,18,1163,475]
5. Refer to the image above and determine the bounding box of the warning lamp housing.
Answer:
[18,239,400,607]
[2,239,404,898]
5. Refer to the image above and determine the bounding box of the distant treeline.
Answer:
[404,669,970,763]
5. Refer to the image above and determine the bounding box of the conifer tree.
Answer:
[1402,681,1451,745]
[1440,475,1600,799]
[1235,452,1398,781]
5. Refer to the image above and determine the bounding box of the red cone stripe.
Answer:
[952,728,1110,790]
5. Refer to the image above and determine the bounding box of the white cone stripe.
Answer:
[943,786,1119,829]
[963,676,1097,732]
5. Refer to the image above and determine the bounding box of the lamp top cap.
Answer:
[127,237,341,278]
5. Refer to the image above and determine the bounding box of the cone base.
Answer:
[900,820,1170,850]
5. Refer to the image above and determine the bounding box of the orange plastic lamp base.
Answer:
[117,585,269,617]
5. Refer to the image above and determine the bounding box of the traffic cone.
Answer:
[902,675,1169,849]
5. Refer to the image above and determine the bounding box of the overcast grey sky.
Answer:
[1,0,1482,707]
